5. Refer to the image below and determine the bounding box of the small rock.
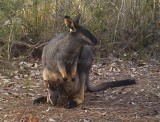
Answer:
[15,75,20,79]
[83,119,90,122]
[121,91,127,94]
[102,112,107,116]
[134,92,138,95]
[2,93,9,96]
[130,102,135,105]
[92,65,97,68]
[130,68,136,72]
[3,79,10,84]
[46,107,51,112]
[157,93,160,97]
[49,118,56,122]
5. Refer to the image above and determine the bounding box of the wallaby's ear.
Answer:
[74,13,81,25]
[64,16,77,32]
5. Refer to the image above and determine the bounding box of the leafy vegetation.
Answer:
[0,0,159,60]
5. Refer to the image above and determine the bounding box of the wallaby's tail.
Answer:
[86,79,136,92]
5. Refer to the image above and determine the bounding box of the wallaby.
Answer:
[41,14,98,105]
[33,14,136,108]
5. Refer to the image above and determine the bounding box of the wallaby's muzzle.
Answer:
[92,37,98,45]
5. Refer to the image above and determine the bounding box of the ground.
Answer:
[0,58,160,122]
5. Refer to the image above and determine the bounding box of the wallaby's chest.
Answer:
[55,40,80,60]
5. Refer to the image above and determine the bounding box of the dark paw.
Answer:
[57,79,60,82]
[63,78,68,82]
[33,96,47,104]
[64,100,78,109]
[71,78,75,82]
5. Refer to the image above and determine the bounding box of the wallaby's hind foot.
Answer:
[63,78,68,82]
[64,100,78,109]
[64,94,84,109]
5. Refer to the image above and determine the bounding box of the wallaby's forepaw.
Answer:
[33,96,47,104]
[71,78,75,82]
[71,72,76,81]
[63,78,68,82]
[64,100,78,109]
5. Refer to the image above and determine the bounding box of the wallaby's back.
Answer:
[42,33,67,69]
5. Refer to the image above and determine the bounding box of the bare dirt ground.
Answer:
[0,58,160,122]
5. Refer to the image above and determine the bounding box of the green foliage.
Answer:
[0,0,22,17]
[0,0,159,60]
[25,76,31,90]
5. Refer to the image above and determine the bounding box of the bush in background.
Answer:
[0,0,159,60]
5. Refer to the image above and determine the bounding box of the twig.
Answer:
[114,0,124,42]
[8,26,13,61]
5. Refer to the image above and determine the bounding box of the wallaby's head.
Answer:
[64,14,98,45]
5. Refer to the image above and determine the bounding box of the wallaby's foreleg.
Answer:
[57,62,68,81]
[70,57,78,82]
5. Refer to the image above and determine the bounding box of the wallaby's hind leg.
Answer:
[74,72,85,104]
[70,57,78,82]
[57,62,68,81]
